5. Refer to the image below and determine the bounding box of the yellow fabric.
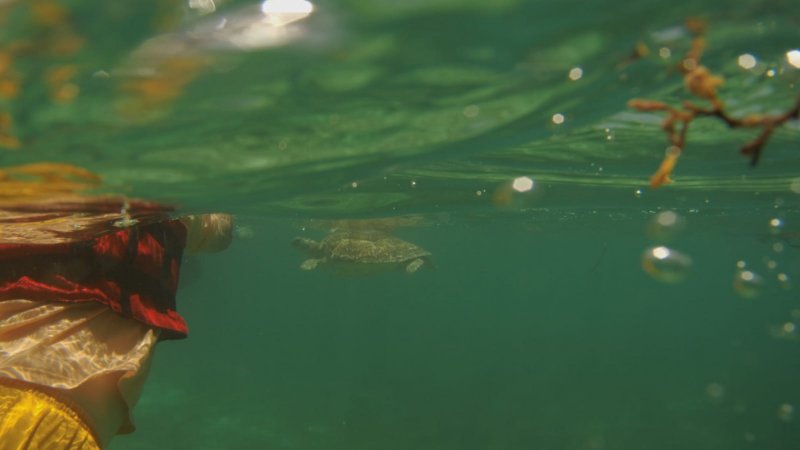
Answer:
[0,383,100,450]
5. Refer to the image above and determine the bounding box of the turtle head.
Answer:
[292,237,321,253]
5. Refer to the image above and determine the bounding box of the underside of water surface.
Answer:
[1,0,799,449]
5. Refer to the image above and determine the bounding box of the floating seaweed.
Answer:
[628,19,800,188]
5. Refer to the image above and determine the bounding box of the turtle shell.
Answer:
[320,230,430,264]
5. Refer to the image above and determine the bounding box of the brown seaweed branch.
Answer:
[628,19,800,188]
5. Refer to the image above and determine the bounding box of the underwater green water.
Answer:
[2,0,799,448]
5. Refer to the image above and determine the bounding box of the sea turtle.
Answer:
[292,230,431,274]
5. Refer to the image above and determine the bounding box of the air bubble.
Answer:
[647,210,686,240]
[641,246,692,283]
[778,404,794,422]
[734,270,764,299]
[777,272,792,290]
[706,382,725,401]
[769,218,784,235]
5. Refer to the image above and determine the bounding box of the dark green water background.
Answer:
[2,0,799,448]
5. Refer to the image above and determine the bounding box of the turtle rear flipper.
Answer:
[300,258,324,270]
[405,258,424,273]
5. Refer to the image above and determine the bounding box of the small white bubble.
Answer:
[568,67,583,81]
[766,69,776,77]
[659,47,672,59]
[410,180,417,187]
[736,260,747,269]
[351,181,358,188]
[475,190,482,196]
[551,113,565,125]
[772,242,785,253]
[634,189,643,198]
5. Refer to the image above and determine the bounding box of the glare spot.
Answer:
[551,113,565,125]
[658,47,672,59]
[92,70,110,79]
[512,176,534,193]
[641,246,692,283]
[410,180,417,188]
[189,0,216,14]
[766,69,776,77]
[734,270,764,299]
[463,104,480,118]
[784,322,797,334]
[634,189,643,198]
[568,67,583,81]
[737,53,757,69]
[604,127,614,141]
[787,50,800,69]
[261,0,314,26]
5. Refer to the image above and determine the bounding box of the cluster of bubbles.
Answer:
[641,210,691,283]
[733,216,795,300]
[705,381,795,426]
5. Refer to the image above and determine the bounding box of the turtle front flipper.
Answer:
[300,258,324,270]
[405,258,424,273]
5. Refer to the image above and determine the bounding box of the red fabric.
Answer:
[0,218,189,340]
